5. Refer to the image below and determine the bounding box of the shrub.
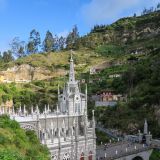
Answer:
[96,44,125,57]
[0,149,24,160]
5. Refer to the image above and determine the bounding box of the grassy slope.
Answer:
[0,48,107,110]
[2,49,105,71]
[0,115,49,160]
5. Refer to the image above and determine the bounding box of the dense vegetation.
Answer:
[150,150,160,160]
[93,49,160,137]
[0,10,160,132]
[0,115,50,160]
[0,49,105,112]
[96,129,118,145]
[0,8,160,160]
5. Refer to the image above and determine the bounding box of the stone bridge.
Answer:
[96,119,158,160]
[96,142,153,160]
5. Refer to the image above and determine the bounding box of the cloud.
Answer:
[81,0,159,25]
[0,0,7,12]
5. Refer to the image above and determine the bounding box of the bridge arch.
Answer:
[132,156,143,160]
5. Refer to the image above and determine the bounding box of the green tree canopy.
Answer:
[27,29,41,54]
[66,25,79,50]
[43,30,55,52]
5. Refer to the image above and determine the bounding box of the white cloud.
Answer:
[81,0,159,25]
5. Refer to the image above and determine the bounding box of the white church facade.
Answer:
[2,53,96,160]
[47,54,96,160]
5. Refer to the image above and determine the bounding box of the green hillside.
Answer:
[0,115,49,160]
[0,49,105,71]
[81,10,160,49]
[0,10,160,137]
[93,48,160,136]
[0,48,107,111]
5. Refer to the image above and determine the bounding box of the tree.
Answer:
[66,32,73,49]
[2,50,14,62]
[43,31,55,52]
[27,41,35,54]
[27,29,41,54]
[0,52,2,60]
[122,67,136,99]
[0,52,3,64]
[142,8,147,15]
[157,3,160,10]
[66,25,79,50]
[58,36,66,50]
[18,46,25,57]
[53,35,59,51]
[10,37,25,58]
[142,7,154,15]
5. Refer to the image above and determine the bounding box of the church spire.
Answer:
[144,119,148,135]
[69,50,75,83]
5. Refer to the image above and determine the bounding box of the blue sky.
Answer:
[0,0,159,52]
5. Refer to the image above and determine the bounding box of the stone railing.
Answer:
[97,146,152,160]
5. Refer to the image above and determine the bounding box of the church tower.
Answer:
[69,52,75,83]
[8,51,96,160]
[59,52,86,115]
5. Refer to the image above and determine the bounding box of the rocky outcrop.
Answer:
[0,64,67,83]
[97,26,160,45]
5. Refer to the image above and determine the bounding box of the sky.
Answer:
[0,0,159,52]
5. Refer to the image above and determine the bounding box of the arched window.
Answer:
[63,153,70,160]
[55,130,57,137]
[88,151,92,160]
[80,152,84,160]
[75,103,80,113]
[42,132,45,139]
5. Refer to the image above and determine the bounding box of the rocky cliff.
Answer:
[0,64,66,83]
